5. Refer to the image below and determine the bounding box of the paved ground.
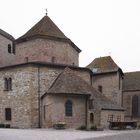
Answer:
[0,128,139,140]
[83,130,140,140]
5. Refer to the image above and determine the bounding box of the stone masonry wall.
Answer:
[123,90,140,123]
[0,66,39,128]
[15,38,79,66]
[92,72,122,106]
[42,94,87,128]
[0,35,16,67]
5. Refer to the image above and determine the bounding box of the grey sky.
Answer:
[0,0,139,72]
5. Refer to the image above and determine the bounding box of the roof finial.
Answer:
[46,9,48,16]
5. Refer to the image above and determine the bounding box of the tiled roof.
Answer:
[123,71,140,91]
[17,16,67,40]
[0,29,15,41]
[47,67,92,95]
[95,95,124,111]
[87,56,122,74]
[16,15,81,52]
[43,67,124,111]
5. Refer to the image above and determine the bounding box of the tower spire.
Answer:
[45,9,48,16]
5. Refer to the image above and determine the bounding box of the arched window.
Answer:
[8,44,12,53]
[90,113,94,124]
[132,95,139,116]
[9,78,12,90]
[65,100,72,116]
[4,78,8,90]
[4,77,12,91]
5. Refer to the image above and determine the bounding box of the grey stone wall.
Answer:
[42,94,87,128]
[15,38,79,66]
[0,64,91,128]
[123,90,140,123]
[0,35,16,67]
[92,72,123,106]
[0,66,39,128]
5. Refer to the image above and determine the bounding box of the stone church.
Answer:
[0,14,139,129]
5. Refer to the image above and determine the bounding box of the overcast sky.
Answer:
[0,0,140,72]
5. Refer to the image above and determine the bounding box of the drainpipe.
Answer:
[37,66,41,128]
[85,96,88,129]
[90,73,93,86]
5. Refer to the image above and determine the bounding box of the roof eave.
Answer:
[101,108,125,111]
[15,35,81,53]
[41,92,91,99]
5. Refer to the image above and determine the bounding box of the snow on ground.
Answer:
[0,128,138,140]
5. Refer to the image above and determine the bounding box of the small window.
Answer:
[4,77,12,91]
[5,108,12,121]
[98,85,102,93]
[90,113,94,124]
[43,105,47,120]
[4,78,8,90]
[25,57,29,62]
[8,44,12,53]
[65,100,72,116]
[9,78,12,90]
[51,57,56,63]
[89,99,93,109]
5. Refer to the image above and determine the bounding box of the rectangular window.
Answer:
[51,57,56,63]
[98,85,102,93]
[5,108,12,121]
[4,78,8,90]
[8,44,11,53]
[4,78,12,91]
[119,73,121,90]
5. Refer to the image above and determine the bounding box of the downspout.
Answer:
[85,96,88,129]
[90,73,93,86]
[37,66,41,128]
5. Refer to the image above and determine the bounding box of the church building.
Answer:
[0,13,138,129]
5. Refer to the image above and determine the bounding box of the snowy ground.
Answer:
[0,128,139,140]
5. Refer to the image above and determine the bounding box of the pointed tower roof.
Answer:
[87,56,123,74]
[17,15,67,40]
[16,15,81,52]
